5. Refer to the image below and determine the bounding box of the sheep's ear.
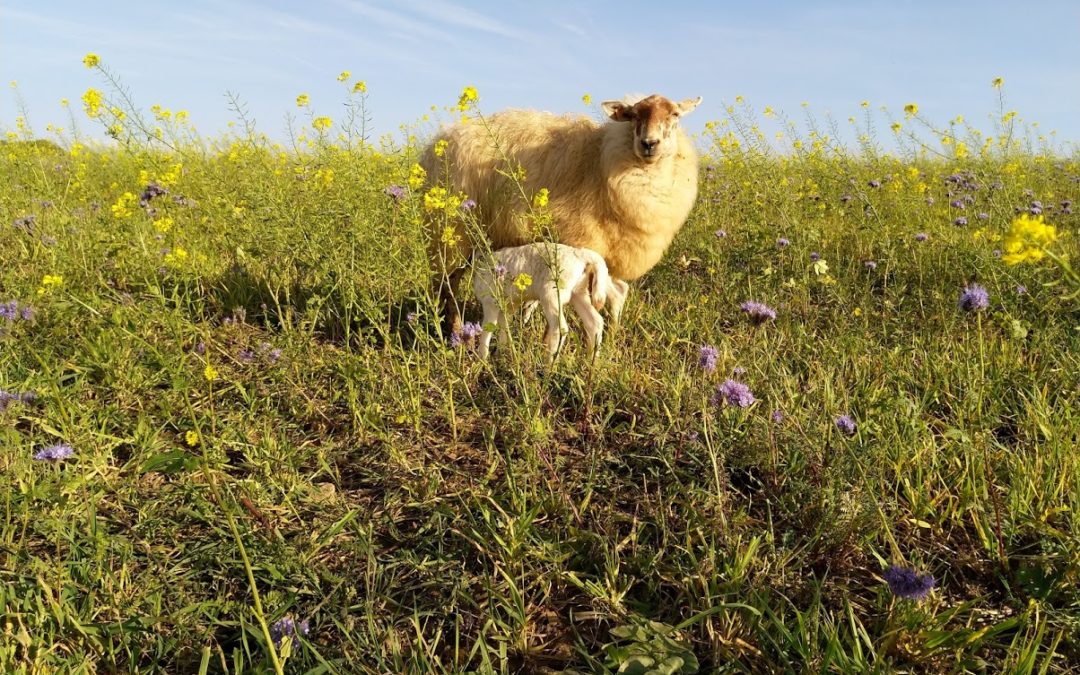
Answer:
[602,101,635,121]
[677,96,703,115]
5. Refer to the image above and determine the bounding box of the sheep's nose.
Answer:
[640,139,659,154]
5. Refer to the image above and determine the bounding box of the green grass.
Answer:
[2,84,1080,673]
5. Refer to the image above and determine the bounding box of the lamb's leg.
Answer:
[608,279,630,329]
[478,301,498,359]
[437,266,467,336]
[541,300,567,362]
[522,300,539,323]
[571,292,605,356]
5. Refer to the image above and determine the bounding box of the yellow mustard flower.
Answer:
[82,87,103,118]
[891,122,902,133]
[38,274,63,295]
[424,186,448,211]
[433,139,449,157]
[532,188,549,209]
[83,53,100,68]
[203,364,218,382]
[353,80,367,94]
[992,77,1004,88]
[337,70,351,82]
[1002,214,1057,265]
[185,431,200,447]
[903,103,919,116]
[582,93,592,106]
[111,192,137,219]
[513,273,533,291]
[296,93,310,107]
[457,85,479,112]
[408,163,426,190]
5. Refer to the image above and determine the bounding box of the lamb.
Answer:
[473,243,630,361]
[422,93,702,333]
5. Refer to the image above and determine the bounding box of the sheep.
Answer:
[422,93,702,333]
[473,243,630,361]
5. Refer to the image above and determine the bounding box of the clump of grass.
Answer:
[1,62,1078,672]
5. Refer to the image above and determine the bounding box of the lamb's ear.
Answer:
[677,96,703,115]
[602,101,635,122]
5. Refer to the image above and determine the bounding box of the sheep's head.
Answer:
[602,94,702,162]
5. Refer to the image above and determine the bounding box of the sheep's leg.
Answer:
[541,300,567,362]
[435,266,467,336]
[571,292,605,356]
[608,279,630,329]
[478,301,498,359]
[522,300,539,323]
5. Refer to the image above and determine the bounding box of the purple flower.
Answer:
[269,616,310,649]
[1015,285,1027,295]
[883,565,935,601]
[959,284,989,312]
[714,379,755,408]
[698,344,719,373]
[140,182,168,206]
[383,185,407,201]
[732,366,746,376]
[238,349,256,364]
[834,415,857,436]
[194,342,207,355]
[950,199,965,209]
[13,215,36,231]
[450,321,483,348]
[809,251,820,262]
[740,301,777,324]
[0,301,17,322]
[915,233,929,242]
[461,198,477,211]
[34,443,75,461]
[868,179,881,189]
[771,409,784,423]
[977,212,989,220]
[864,260,878,271]
[0,390,36,411]
[777,237,790,247]
[840,194,853,204]
[926,196,935,206]
[494,263,508,280]
[714,229,728,239]
[955,217,968,226]
[405,311,418,324]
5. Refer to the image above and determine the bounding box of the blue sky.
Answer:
[3,0,1079,149]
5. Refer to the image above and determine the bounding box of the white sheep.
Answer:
[423,93,702,333]
[473,243,630,361]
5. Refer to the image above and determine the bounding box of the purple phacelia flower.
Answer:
[955,217,968,226]
[977,212,989,220]
[771,409,784,423]
[0,301,17,322]
[950,199,965,209]
[714,229,728,239]
[732,366,747,376]
[714,379,755,408]
[834,415,857,436]
[494,263,508,280]
[883,565,936,601]
[1015,285,1027,295]
[809,251,820,262]
[194,342,207,355]
[698,344,719,373]
[959,284,989,312]
[864,260,878,271]
[461,198,477,211]
[450,321,483,348]
[777,237,790,247]
[13,215,36,231]
[383,185,407,200]
[238,349,256,364]
[34,443,75,462]
[925,197,935,206]
[740,301,777,324]
[840,194,853,203]
[915,233,928,242]
[269,616,310,649]
[405,311,418,324]
[868,179,881,189]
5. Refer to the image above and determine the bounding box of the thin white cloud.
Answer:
[329,0,457,43]
[398,0,532,42]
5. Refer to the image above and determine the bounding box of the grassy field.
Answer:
[2,76,1080,673]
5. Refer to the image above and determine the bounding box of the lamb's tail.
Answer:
[585,256,611,312]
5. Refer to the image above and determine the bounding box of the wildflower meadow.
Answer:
[2,59,1079,673]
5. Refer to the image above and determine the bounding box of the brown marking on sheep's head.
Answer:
[601,94,702,162]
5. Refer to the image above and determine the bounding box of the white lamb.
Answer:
[473,243,629,361]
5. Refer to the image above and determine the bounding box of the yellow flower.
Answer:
[891,122,902,133]
[38,274,63,295]
[532,188,549,209]
[513,273,533,291]
[337,70,351,82]
[82,87,103,118]
[457,85,479,111]
[853,307,862,317]
[164,246,189,268]
[185,431,200,447]
[582,93,592,106]
[154,216,174,234]
[408,163,426,190]
[312,116,332,131]
[763,106,774,117]
[433,139,449,157]
[860,100,869,108]
[424,186,448,211]
[1003,111,1017,123]
[353,80,367,94]
[992,77,1004,88]
[296,93,310,107]
[203,364,218,382]
[440,226,459,245]
[735,95,744,104]
[903,103,919,116]
[111,192,137,219]
[1002,214,1057,265]
[83,53,100,68]
[954,142,969,159]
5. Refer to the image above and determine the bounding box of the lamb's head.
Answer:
[602,94,702,162]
